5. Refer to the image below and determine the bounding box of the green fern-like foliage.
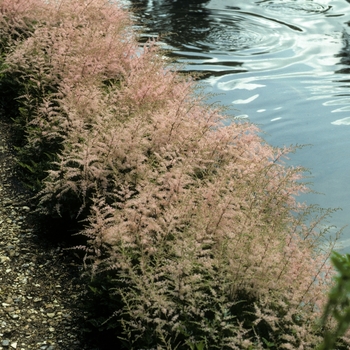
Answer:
[318,252,350,349]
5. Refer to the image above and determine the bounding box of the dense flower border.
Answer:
[0,0,345,348]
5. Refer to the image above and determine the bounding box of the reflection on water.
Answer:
[258,0,331,15]
[128,0,350,252]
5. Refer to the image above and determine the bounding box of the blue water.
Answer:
[127,0,350,252]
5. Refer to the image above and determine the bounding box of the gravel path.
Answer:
[0,121,98,350]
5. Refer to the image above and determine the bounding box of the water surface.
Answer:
[127,0,350,252]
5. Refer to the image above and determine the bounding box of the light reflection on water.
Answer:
[128,0,350,252]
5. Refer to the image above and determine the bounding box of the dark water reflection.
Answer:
[127,0,350,252]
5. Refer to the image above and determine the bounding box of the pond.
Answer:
[126,0,350,252]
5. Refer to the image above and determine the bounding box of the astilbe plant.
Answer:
[0,0,47,125]
[0,0,134,189]
[0,0,45,51]
[0,0,345,348]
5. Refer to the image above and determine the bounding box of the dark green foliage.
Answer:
[318,252,350,349]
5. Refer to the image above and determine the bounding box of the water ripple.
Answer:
[134,4,303,59]
[184,10,300,56]
[257,0,331,16]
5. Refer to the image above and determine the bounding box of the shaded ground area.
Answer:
[0,121,113,350]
